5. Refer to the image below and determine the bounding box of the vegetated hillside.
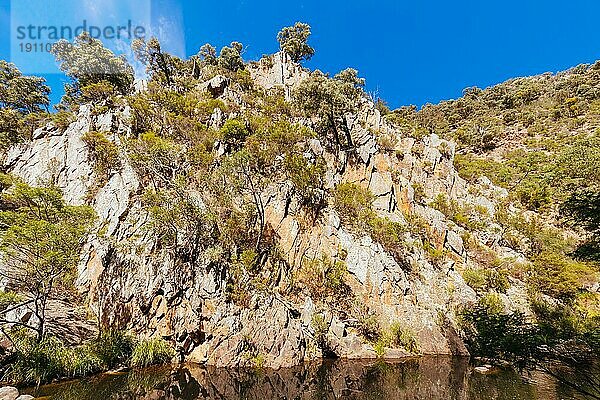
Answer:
[382,63,600,301]
[387,64,600,230]
[0,26,598,385]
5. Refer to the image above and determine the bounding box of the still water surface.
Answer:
[24,357,590,400]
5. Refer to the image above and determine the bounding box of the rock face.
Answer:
[205,75,229,97]
[2,54,530,368]
[0,386,19,400]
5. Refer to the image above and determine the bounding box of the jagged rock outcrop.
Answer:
[2,54,536,368]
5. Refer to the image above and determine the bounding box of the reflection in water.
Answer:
[25,357,586,400]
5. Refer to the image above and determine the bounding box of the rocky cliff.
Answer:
[1,53,573,368]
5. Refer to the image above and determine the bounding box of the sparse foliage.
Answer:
[294,68,365,149]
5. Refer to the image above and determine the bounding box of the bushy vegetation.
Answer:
[462,267,510,293]
[82,131,121,185]
[530,251,596,301]
[460,297,541,368]
[51,32,134,108]
[0,60,50,150]
[122,29,350,311]
[391,65,600,264]
[130,337,174,368]
[493,208,598,300]
[277,22,314,63]
[371,321,419,356]
[294,68,365,150]
[332,182,408,261]
[429,193,487,231]
[311,313,330,351]
[6,335,102,386]
[0,177,96,341]
[4,331,173,385]
[332,182,375,229]
[88,330,135,369]
[461,293,600,395]
[562,189,600,261]
[295,255,348,302]
[1,22,598,392]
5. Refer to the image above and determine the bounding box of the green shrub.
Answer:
[478,292,505,314]
[485,269,511,293]
[367,217,407,257]
[530,296,585,341]
[68,346,103,378]
[429,193,487,230]
[352,300,382,342]
[496,211,574,256]
[51,110,76,131]
[375,98,391,116]
[332,182,375,229]
[460,297,541,365]
[423,240,448,266]
[4,332,174,384]
[130,337,174,368]
[462,268,510,293]
[89,330,135,369]
[233,69,253,90]
[283,152,326,216]
[462,268,486,291]
[220,118,249,147]
[295,255,347,301]
[358,314,381,342]
[403,211,429,237]
[80,80,116,105]
[530,251,596,300]
[0,290,21,311]
[127,131,183,183]
[82,131,121,181]
[388,322,419,353]
[373,322,420,356]
[373,339,386,357]
[6,335,68,385]
[311,313,329,348]
[293,69,364,149]
[6,335,103,385]
[453,118,502,151]
[332,183,409,261]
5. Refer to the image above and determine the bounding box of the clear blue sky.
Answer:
[1,0,600,109]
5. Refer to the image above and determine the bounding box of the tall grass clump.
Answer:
[5,335,103,386]
[2,330,166,385]
[130,337,174,368]
[372,321,420,357]
[88,329,135,369]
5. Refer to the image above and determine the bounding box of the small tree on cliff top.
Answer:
[277,22,315,63]
[0,61,50,114]
[218,42,245,72]
[52,32,134,106]
[0,61,50,149]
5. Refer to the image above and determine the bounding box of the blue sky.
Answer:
[1,0,600,109]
